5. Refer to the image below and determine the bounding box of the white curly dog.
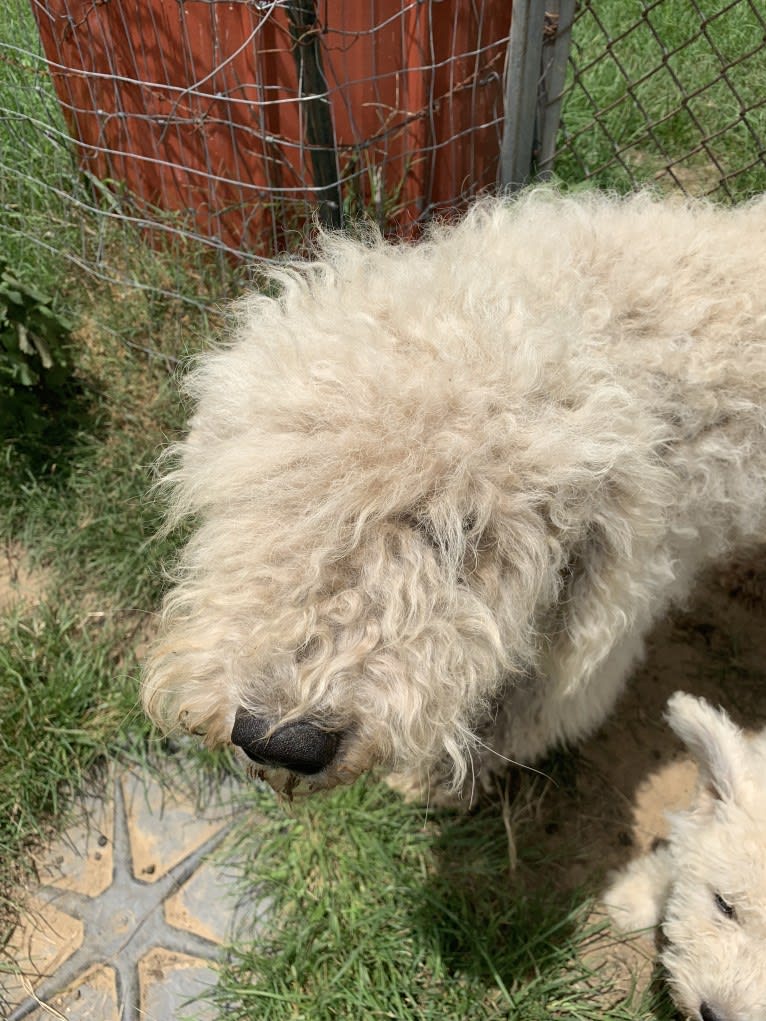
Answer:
[143,189,766,800]
[606,693,766,1021]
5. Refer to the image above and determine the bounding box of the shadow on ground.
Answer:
[411,551,766,1013]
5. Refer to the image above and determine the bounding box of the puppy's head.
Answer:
[660,693,766,1021]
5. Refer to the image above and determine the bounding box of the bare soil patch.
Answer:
[0,543,48,614]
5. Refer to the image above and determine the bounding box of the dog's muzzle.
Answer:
[231,708,341,775]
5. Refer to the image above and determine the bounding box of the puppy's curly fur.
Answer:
[142,189,766,798]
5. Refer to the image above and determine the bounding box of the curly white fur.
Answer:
[142,188,766,797]
[605,693,766,1021]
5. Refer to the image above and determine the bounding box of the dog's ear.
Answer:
[402,506,481,574]
[665,691,750,804]
[532,393,678,704]
[542,519,673,700]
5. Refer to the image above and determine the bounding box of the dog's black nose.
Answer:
[231,708,341,775]
[699,1002,725,1021]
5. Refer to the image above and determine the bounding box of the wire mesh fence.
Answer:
[25,0,511,260]
[1,0,765,345]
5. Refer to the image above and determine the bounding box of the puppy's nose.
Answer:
[231,707,341,775]
[699,1002,725,1021]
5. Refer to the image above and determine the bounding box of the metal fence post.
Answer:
[286,0,342,229]
[500,0,575,191]
[538,1,576,178]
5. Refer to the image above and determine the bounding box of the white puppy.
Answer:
[605,692,766,1021]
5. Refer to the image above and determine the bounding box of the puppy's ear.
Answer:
[665,691,749,804]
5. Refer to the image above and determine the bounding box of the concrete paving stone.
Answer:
[138,949,220,1021]
[2,900,84,1007]
[1,758,266,1021]
[9,963,120,1021]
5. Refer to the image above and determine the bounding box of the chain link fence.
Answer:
[550,0,766,199]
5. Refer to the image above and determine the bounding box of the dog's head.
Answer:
[661,693,766,1021]
[142,377,560,795]
[142,210,673,797]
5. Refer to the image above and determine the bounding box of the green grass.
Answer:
[0,1,78,285]
[556,0,766,197]
[0,229,233,903]
[0,606,147,845]
[209,780,676,1021]
[0,0,234,904]
[0,288,189,908]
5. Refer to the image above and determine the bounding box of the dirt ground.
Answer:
[537,551,766,872]
[512,549,766,1008]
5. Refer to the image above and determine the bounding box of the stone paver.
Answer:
[1,760,261,1021]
